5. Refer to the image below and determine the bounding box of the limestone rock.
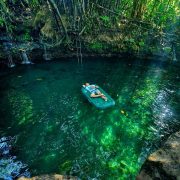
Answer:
[137,131,180,180]
[18,174,77,180]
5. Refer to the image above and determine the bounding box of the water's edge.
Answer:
[137,131,180,180]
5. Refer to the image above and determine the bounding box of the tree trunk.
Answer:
[47,0,68,39]
[131,0,147,19]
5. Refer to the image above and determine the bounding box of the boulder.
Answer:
[18,174,77,180]
[137,131,180,180]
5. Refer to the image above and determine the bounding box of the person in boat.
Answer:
[83,83,107,101]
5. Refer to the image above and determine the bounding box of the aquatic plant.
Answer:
[7,90,33,125]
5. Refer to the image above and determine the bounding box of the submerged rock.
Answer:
[18,174,77,180]
[137,131,180,180]
[0,136,30,179]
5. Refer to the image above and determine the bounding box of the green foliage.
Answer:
[139,41,145,47]
[0,18,4,27]
[32,0,39,6]
[100,15,111,27]
[22,31,31,41]
[129,38,135,43]
[100,15,110,22]
[163,47,171,53]
[90,42,104,52]
[0,0,178,54]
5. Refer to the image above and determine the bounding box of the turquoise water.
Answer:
[0,58,179,179]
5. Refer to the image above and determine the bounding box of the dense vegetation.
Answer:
[0,0,179,62]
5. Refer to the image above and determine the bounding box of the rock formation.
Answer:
[137,131,180,180]
[18,174,77,180]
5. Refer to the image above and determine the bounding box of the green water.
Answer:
[0,57,179,179]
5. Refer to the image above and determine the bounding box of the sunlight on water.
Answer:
[0,58,179,179]
[8,90,33,125]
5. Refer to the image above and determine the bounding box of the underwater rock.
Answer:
[137,131,180,180]
[18,174,77,180]
[0,136,30,179]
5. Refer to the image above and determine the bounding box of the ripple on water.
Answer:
[0,58,179,179]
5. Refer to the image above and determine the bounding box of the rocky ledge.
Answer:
[137,131,180,180]
[18,174,77,180]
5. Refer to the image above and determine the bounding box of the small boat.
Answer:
[81,85,115,109]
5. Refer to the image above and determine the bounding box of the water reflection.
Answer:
[153,89,175,137]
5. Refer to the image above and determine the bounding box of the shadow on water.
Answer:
[0,57,179,179]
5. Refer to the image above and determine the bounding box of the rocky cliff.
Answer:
[137,131,180,180]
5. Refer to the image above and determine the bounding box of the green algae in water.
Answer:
[0,58,179,179]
